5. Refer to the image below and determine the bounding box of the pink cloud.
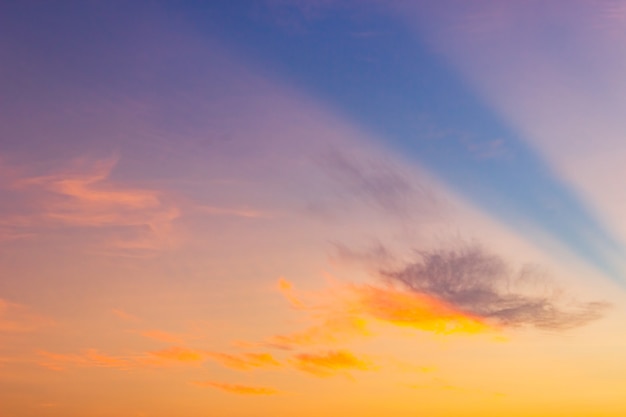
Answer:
[0,155,181,255]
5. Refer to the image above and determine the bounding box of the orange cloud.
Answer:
[273,279,490,348]
[277,277,307,309]
[83,349,132,370]
[192,381,280,395]
[206,352,281,370]
[291,350,375,377]
[350,285,489,334]
[271,278,371,348]
[268,278,491,349]
[269,315,369,349]
[39,345,210,371]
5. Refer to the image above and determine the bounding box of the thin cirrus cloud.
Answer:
[111,309,142,323]
[146,347,205,364]
[0,298,51,333]
[138,330,185,345]
[206,352,281,371]
[270,278,371,348]
[268,315,370,349]
[37,349,132,371]
[38,342,378,388]
[192,381,280,396]
[145,347,283,371]
[39,346,205,371]
[290,350,375,377]
[318,149,440,219]
[39,347,201,370]
[195,205,267,219]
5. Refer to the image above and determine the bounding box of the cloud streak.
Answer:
[192,381,280,395]
[206,352,281,370]
[319,149,440,218]
[38,349,132,371]
[290,349,374,377]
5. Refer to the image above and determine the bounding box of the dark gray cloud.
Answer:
[380,244,610,330]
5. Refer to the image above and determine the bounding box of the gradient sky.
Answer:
[1,1,626,416]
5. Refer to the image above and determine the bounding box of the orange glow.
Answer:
[139,330,185,344]
[192,381,280,395]
[0,298,51,333]
[148,347,205,363]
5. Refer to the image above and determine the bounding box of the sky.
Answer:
[1,1,626,416]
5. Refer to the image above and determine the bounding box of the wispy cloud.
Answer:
[271,278,490,349]
[318,149,440,218]
[38,349,132,371]
[1,156,180,255]
[39,346,207,371]
[0,299,51,333]
[111,309,141,323]
[271,278,371,348]
[383,244,611,330]
[290,349,375,377]
[330,241,395,270]
[192,381,280,395]
[269,315,370,349]
[146,347,205,364]
[206,352,281,371]
[196,205,267,219]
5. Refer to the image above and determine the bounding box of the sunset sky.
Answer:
[1,1,626,416]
